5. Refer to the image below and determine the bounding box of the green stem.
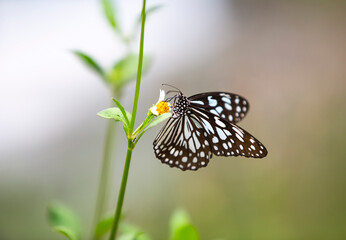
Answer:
[93,93,119,239]
[129,0,147,133]
[132,113,154,138]
[109,140,134,240]
[109,1,147,239]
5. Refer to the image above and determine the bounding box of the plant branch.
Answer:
[108,140,134,240]
[108,0,147,239]
[129,0,147,134]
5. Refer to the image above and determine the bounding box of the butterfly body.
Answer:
[172,93,190,117]
[153,90,267,171]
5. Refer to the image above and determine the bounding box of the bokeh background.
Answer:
[1,0,346,239]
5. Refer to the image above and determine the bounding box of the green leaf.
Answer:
[73,51,105,80]
[97,107,131,134]
[53,226,79,240]
[112,98,130,126]
[119,223,152,240]
[94,214,114,239]
[47,203,81,240]
[169,209,200,240]
[97,107,123,120]
[118,233,152,240]
[137,5,163,24]
[169,209,191,235]
[108,54,151,87]
[146,5,163,17]
[144,113,171,131]
[173,225,199,240]
[101,0,119,32]
[118,233,135,240]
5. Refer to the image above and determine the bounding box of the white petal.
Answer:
[157,89,166,103]
[150,106,159,116]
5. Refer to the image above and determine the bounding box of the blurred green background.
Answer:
[1,0,345,239]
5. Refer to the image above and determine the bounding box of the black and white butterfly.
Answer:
[153,87,267,171]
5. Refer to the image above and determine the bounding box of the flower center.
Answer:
[156,101,170,115]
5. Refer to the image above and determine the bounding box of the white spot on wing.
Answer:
[236,133,244,142]
[210,109,218,115]
[191,100,204,105]
[184,118,191,138]
[228,115,233,122]
[208,96,217,107]
[215,117,226,128]
[225,103,232,110]
[233,127,244,137]
[216,127,227,140]
[194,134,201,149]
[222,97,231,104]
[201,118,215,134]
[192,108,208,118]
[189,138,196,153]
[216,106,223,113]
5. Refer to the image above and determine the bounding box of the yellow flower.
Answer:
[150,89,171,116]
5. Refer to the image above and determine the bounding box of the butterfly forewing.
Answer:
[154,115,212,171]
[189,92,249,124]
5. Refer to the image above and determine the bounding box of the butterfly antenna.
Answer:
[162,84,182,93]
[166,90,179,95]
[165,95,179,102]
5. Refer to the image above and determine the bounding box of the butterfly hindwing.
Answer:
[188,92,249,124]
[190,107,267,158]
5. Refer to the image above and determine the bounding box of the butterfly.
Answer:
[153,86,267,171]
